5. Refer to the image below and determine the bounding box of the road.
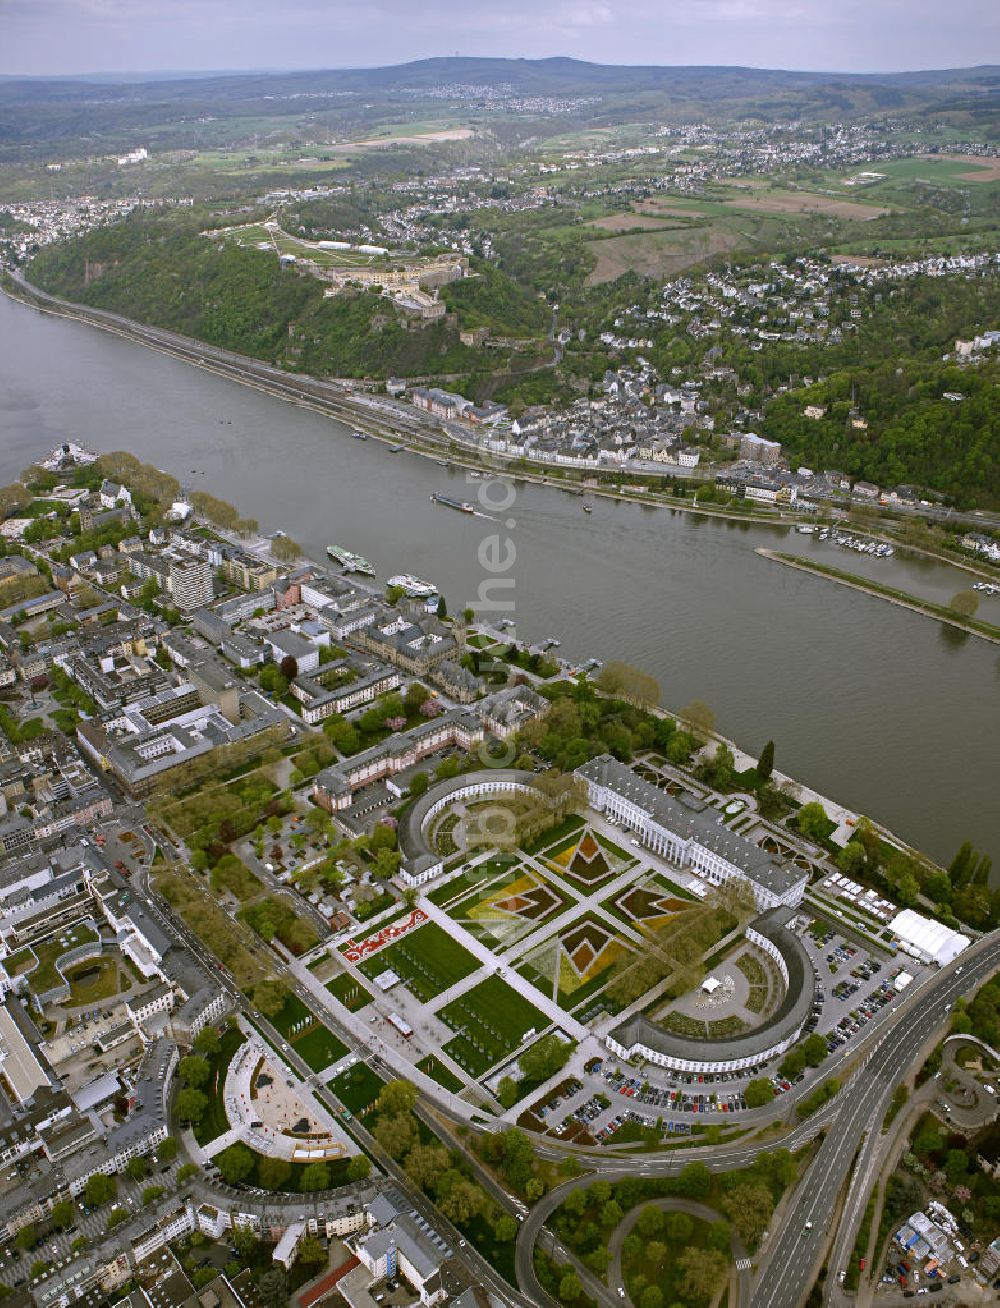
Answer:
[750,933,999,1308]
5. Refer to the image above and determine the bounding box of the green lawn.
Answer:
[325,973,373,1011]
[416,1054,464,1094]
[268,993,312,1037]
[31,923,100,992]
[427,859,513,908]
[439,976,548,1077]
[64,956,125,1005]
[358,921,478,1001]
[328,1063,384,1115]
[522,814,585,855]
[194,1026,245,1146]
[292,1023,348,1072]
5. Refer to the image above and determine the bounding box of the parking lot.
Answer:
[798,921,929,1058]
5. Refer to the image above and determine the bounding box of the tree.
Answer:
[675,1161,712,1198]
[637,1206,665,1237]
[175,1087,208,1125]
[519,1033,574,1084]
[346,1154,371,1182]
[253,978,290,1018]
[796,801,830,843]
[405,1143,450,1190]
[707,1219,732,1253]
[436,596,448,620]
[374,1114,417,1160]
[757,739,775,781]
[494,1215,518,1243]
[301,1162,330,1192]
[721,1182,774,1246]
[409,771,429,797]
[437,1178,485,1224]
[559,1273,582,1303]
[14,1225,36,1252]
[125,1156,150,1182]
[51,1201,75,1229]
[279,654,298,681]
[215,1144,254,1186]
[157,1136,179,1164]
[836,840,867,877]
[498,1076,519,1108]
[231,1224,259,1259]
[665,1211,694,1242]
[192,1025,219,1056]
[106,1207,129,1231]
[803,1033,828,1066]
[600,1199,623,1229]
[745,1078,775,1108]
[680,699,714,739]
[377,1079,418,1116]
[640,1289,664,1308]
[296,1234,326,1267]
[596,661,661,708]
[948,590,979,618]
[178,1054,210,1088]
[176,1163,200,1183]
[257,1156,292,1191]
[257,1270,289,1308]
[83,1173,117,1208]
[678,1246,729,1305]
[142,1185,165,1206]
[272,536,302,563]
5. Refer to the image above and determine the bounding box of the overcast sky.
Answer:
[2,0,997,78]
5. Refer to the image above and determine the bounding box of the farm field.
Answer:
[358,920,478,1001]
[439,976,549,1077]
[721,190,888,219]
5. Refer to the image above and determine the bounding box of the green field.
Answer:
[328,1063,384,1115]
[358,921,478,1001]
[439,976,548,1077]
[325,973,373,1011]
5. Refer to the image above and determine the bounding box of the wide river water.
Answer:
[0,291,997,871]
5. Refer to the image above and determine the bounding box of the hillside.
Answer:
[1,58,998,151]
[28,215,481,379]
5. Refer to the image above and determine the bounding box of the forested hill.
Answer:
[26,217,482,380]
[2,59,998,149]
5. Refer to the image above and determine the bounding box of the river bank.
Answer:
[7,271,998,553]
[1,283,996,869]
[757,549,1000,645]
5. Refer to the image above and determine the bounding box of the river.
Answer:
[0,291,997,871]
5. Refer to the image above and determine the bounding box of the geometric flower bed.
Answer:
[517,912,635,1010]
[447,865,568,950]
[543,826,633,890]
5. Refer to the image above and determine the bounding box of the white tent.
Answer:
[701,976,721,994]
[889,909,970,967]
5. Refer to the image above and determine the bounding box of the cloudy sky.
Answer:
[2,0,997,77]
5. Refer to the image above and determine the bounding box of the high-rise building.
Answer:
[168,558,213,612]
